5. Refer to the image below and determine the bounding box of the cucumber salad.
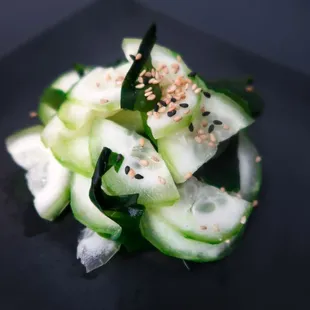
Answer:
[5,25,263,272]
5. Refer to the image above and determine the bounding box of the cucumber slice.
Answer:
[108,110,144,133]
[41,116,93,177]
[153,177,252,243]
[71,174,122,239]
[89,119,180,206]
[158,91,254,183]
[6,126,71,220]
[122,39,202,139]
[77,228,121,273]
[238,131,262,201]
[140,210,235,262]
[52,70,83,93]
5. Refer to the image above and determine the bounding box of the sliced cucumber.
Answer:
[122,39,202,139]
[153,177,252,243]
[158,90,254,183]
[238,131,262,201]
[71,174,122,239]
[52,70,84,93]
[140,210,235,262]
[6,126,71,220]
[108,110,144,133]
[41,116,93,177]
[89,119,180,206]
[77,228,121,273]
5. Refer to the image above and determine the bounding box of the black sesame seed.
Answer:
[154,104,159,112]
[208,124,215,133]
[188,123,194,132]
[203,91,211,98]
[171,97,177,103]
[160,100,167,107]
[202,111,210,116]
[188,72,197,77]
[167,110,177,117]
[125,166,130,174]
[129,54,135,60]
[179,103,189,108]
[213,120,223,125]
[135,174,144,180]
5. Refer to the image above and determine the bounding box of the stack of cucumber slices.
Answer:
[5,25,263,272]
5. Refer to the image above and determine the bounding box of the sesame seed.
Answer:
[135,174,144,180]
[158,176,167,185]
[139,160,149,167]
[198,129,205,135]
[151,68,156,77]
[105,74,112,81]
[145,72,152,77]
[139,138,145,147]
[200,134,208,140]
[252,200,259,207]
[183,109,191,115]
[188,72,197,77]
[151,156,160,162]
[148,78,156,84]
[115,76,124,85]
[163,67,169,74]
[208,124,215,133]
[171,97,177,103]
[96,82,100,87]
[147,94,156,101]
[171,63,180,74]
[200,225,208,230]
[213,120,223,125]
[129,54,135,60]
[177,55,182,62]
[184,172,192,180]
[135,83,145,89]
[240,216,247,224]
[212,224,220,232]
[173,116,182,122]
[160,100,167,107]
[145,91,153,97]
[147,111,153,116]
[153,112,160,119]
[201,120,208,127]
[158,106,166,113]
[255,156,262,163]
[29,111,37,118]
[194,88,202,94]
[100,99,109,104]
[203,91,211,98]
[128,169,135,178]
[135,53,142,60]
[210,133,217,142]
[192,84,197,90]
[245,85,254,92]
[179,103,189,108]
[223,124,230,130]
[125,166,130,175]
[175,78,182,86]
[145,87,152,92]
[195,136,202,144]
[208,142,216,148]
[188,123,194,132]
[220,187,226,192]
[167,85,177,93]
[138,77,143,84]
[152,79,160,84]
[139,69,146,76]
[167,110,177,117]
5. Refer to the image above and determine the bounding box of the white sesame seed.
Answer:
[145,72,152,77]
[173,116,182,122]
[252,200,259,207]
[139,69,146,77]
[183,109,191,115]
[184,83,189,90]
[135,83,145,89]
[171,63,180,74]
[245,85,254,92]
[201,120,208,127]
[168,104,176,112]
[192,84,197,90]
[138,77,143,83]
[255,156,262,163]
[147,111,153,116]
[105,74,111,81]
[184,172,192,180]
[200,225,207,230]
[200,134,208,140]
[240,216,247,224]
[158,176,167,185]
[200,106,206,113]
[208,142,216,148]
[163,67,169,74]
[223,124,230,130]
[135,53,142,60]
[167,85,177,93]
[139,159,149,167]
[152,79,160,84]
[195,136,202,144]
[29,111,37,118]
[147,94,156,101]
[212,224,220,232]
[139,138,145,147]
[145,87,152,92]
[220,187,226,192]
[100,99,109,104]
[153,112,160,119]
[96,82,100,87]
[158,106,166,113]
[144,91,153,97]
[177,55,182,62]
[149,78,156,84]
[210,133,217,142]
[194,88,202,94]
[198,129,205,135]
[151,156,160,162]
[175,78,182,86]
[128,169,135,178]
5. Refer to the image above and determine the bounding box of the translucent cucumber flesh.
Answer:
[108,110,144,133]
[71,174,122,239]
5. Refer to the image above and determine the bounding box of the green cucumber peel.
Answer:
[73,63,88,78]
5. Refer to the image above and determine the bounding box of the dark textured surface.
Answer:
[0,0,309,309]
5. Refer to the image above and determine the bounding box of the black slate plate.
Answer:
[0,0,310,309]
